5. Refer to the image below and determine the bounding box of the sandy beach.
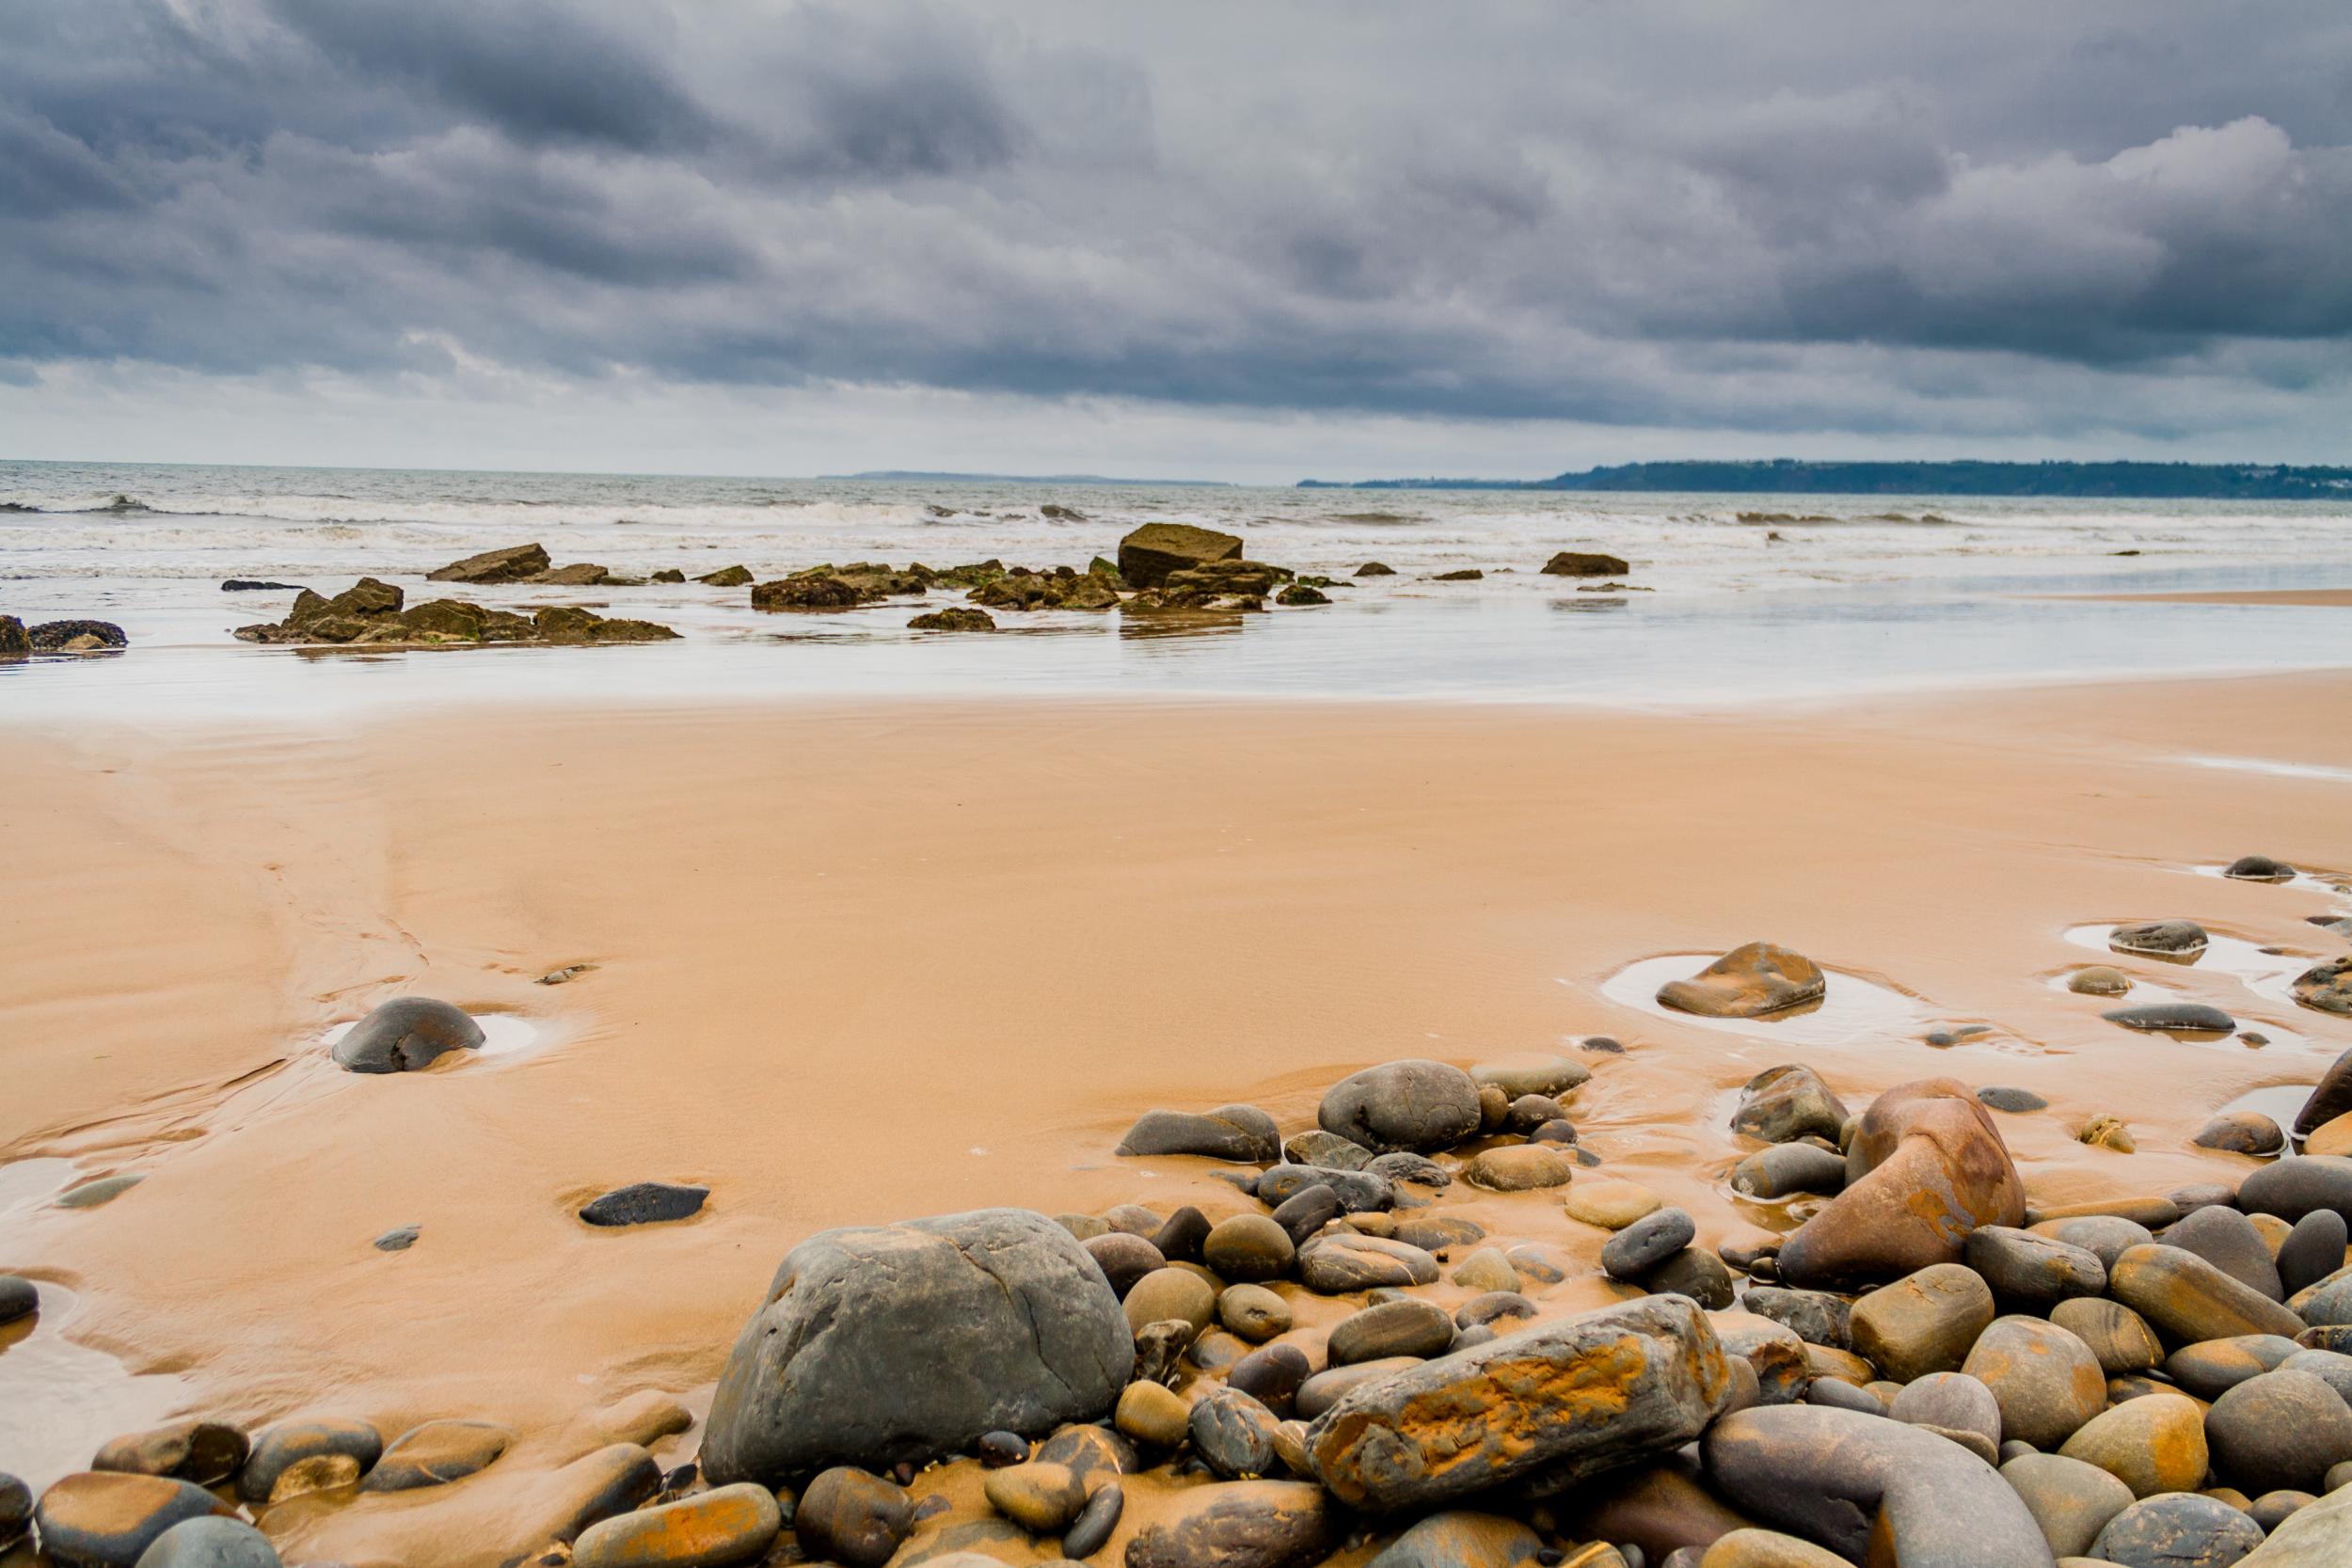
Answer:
[6,672,2348,1562]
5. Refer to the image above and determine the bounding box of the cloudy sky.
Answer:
[4,0,2348,481]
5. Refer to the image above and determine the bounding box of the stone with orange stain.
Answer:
[2057,1393,2209,1497]
[1962,1315,2106,1448]
[2107,1243,2306,1345]
[30,1473,234,1568]
[1303,1295,1731,1512]
[1124,1481,1335,1568]
[1847,1263,1993,1384]
[1655,943,1825,1019]
[1774,1079,2025,1290]
[573,1481,781,1568]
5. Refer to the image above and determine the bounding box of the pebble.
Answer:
[1962,1315,2106,1448]
[130,1517,280,1568]
[1319,1060,1484,1154]
[2279,1211,2349,1296]
[1203,1215,1295,1282]
[1296,1357,1422,1420]
[330,995,485,1073]
[1563,1179,1663,1229]
[1152,1207,1213,1263]
[2089,1492,2263,1568]
[2109,919,2210,957]
[573,1483,782,1568]
[91,1422,249,1487]
[363,1419,514,1491]
[2103,1002,2237,1035]
[372,1225,421,1252]
[1462,1145,1578,1192]
[1297,1233,1439,1292]
[2164,1205,2284,1300]
[1741,1286,1851,1350]
[2108,1243,2305,1342]
[1283,1131,1374,1170]
[1457,1292,1536,1330]
[1963,1226,2106,1306]
[2249,1490,2315,1532]
[1085,1232,1167,1297]
[2049,1297,2165,1376]
[1268,1185,1346,1245]
[2165,1335,2298,1399]
[1976,1085,2049,1113]
[1503,1093,1570,1132]
[0,1274,40,1324]
[1228,1343,1311,1416]
[1450,1247,1521,1294]
[1999,1452,2134,1559]
[1190,1387,1280,1479]
[1256,1164,1393,1213]
[1218,1284,1292,1342]
[2205,1369,2352,1494]
[1730,1064,1849,1145]
[1328,1298,1454,1365]
[1694,1529,1844,1568]
[57,1174,144,1209]
[1063,1481,1123,1560]
[236,1418,382,1503]
[2058,1393,2209,1497]
[975,1431,1027,1469]
[1124,1481,1333,1568]
[2192,1112,2286,1155]
[1117,1105,1281,1164]
[1601,1209,1695,1280]
[983,1461,1089,1533]
[1888,1371,2001,1448]
[2242,1153,2352,1224]
[2066,966,2133,996]
[31,1474,230,1568]
[1366,1151,1454,1189]
[580,1181,708,1227]
[1645,1247,1737,1308]
[2032,1213,2156,1269]
[794,1467,913,1568]
[1730,1144,1846,1199]
[1124,1268,1218,1336]
[1848,1263,1994,1382]
[1368,1512,1545,1568]
[1116,1384,1191,1448]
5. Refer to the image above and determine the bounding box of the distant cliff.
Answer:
[1298,460,2352,499]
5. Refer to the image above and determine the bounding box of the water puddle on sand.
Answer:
[0,1282,193,1492]
[2175,756,2352,786]
[321,1010,548,1064]
[2064,924,2319,1007]
[1594,956,1923,1048]
[0,1162,195,1492]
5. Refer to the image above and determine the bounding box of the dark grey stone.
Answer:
[2206,1370,2352,1494]
[1266,1183,1345,1245]
[2090,1492,2264,1567]
[1730,1143,1847,1199]
[1703,1403,2053,1566]
[0,1274,36,1325]
[2109,919,2210,956]
[701,1209,1132,1481]
[1365,1151,1452,1189]
[371,1226,420,1253]
[131,1517,281,1568]
[1082,1232,1166,1297]
[1117,1107,1280,1164]
[1190,1388,1280,1480]
[331,996,485,1073]
[2280,1211,2350,1297]
[1062,1481,1122,1560]
[1255,1164,1394,1213]
[2166,1205,2283,1300]
[2103,1001,2237,1033]
[1644,1247,1736,1308]
[1328,1299,1454,1365]
[1732,1065,1849,1145]
[1741,1286,1852,1350]
[1318,1060,1483,1154]
[1228,1344,1311,1418]
[580,1182,708,1227]
[795,1467,911,1568]
[1963,1226,2106,1306]
[1977,1085,2048,1113]
[1601,1208,1695,1281]
[2242,1155,2352,1225]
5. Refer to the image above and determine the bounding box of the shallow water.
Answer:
[5,461,2352,722]
[1594,954,1925,1047]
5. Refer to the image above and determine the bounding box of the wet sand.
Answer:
[4,673,2351,1561]
[2042,587,2352,607]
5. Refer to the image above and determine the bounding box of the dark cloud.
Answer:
[0,0,2346,447]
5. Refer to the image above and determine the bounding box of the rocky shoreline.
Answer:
[11,908,2352,1568]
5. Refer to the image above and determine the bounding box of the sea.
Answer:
[3,458,2349,722]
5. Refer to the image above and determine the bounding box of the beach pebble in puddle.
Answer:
[2066,966,2133,996]
[331,995,485,1073]
[238,1418,382,1504]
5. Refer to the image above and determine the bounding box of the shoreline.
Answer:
[2035,587,2352,609]
[5,674,2351,1561]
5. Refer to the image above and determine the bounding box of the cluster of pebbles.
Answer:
[10,911,2352,1568]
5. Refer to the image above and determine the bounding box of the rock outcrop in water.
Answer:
[235,579,676,646]
[1117,523,1245,587]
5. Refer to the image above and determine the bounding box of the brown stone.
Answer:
[1656,942,1825,1019]
[1847,1264,1994,1383]
[427,543,550,582]
[1775,1079,2026,1289]
[2107,1243,2306,1345]
[1117,524,1246,589]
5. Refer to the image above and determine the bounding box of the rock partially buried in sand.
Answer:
[2195,1111,2286,1155]
[1117,523,1245,589]
[2103,1001,2237,1034]
[701,1208,1131,1481]
[331,996,486,1073]
[568,1481,785,1568]
[2293,958,2352,1017]
[1656,943,1825,1020]
[1117,1105,1281,1163]
[31,1473,233,1568]
[0,1273,37,1325]
[2108,919,2209,958]
[908,608,997,632]
[2067,966,2133,996]
[131,1517,281,1568]
[1305,1296,1732,1510]
[1124,1481,1335,1568]
[2226,855,2296,882]
[427,543,550,583]
[1701,1403,2054,1566]
[1774,1079,2026,1289]
[363,1419,514,1491]
[236,1418,382,1503]
[580,1181,709,1227]
[1541,551,1630,578]
[1319,1060,1483,1153]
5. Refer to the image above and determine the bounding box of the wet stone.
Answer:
[31,1474,230,1568]
[1848,1263,1994,1383]
[1563,1179,1662,1229]
[1977,1085,2048,1113]
[983,1460,1088,1532]
[1328,1298,1454,1365]
[2104,1002,2238,1034]
[2109,919,2211,957]
[1999,1451,2134,1559]
[1602,1209,1697,1280]
[2194,1112,2286,1155]
[1367,1512,1544,1568]
[1731,1143,1847,1199]
[2049,1297,2165,1376]
[1283,1131,1374,1171]
[1963,1226,2106,1307]
[1646,1247,1738,1308]
[1267,1184,1346,1246]
[1219,1284,1292,1342]
[1366,1152,1453,1190]
[364,1419,514,1491]
[2205,1369,2352,1494]
[1295,1357,1423,1420]
[1297,1232,1438,1292]
[92,1422,249,1487]
[237,1418,383,1503]
[1085,1232,1167,1298]
[796,1468,912,1568]
[580,1182,708,1227]
[2058,1393,2209,1497]
[373,1225,421,1252]
[1204,1215,1295,1282]
[1740,1286,1851,1350]
[1152,1207,1212,1264]
[1962,1315,2106,1449]
[1116,1384,1190,1448]
[1191,1388,1281,1480]
[2067,967,2134,996]
[0,1274,37,1325]
[1320,1060,1485,1154]
[1256,1164,1393,1213]
[572,1482,782,1568]
[1124,1268,1217,1336]
[2279,1210,2349,1297]
[2164,1205,2283,1300]
[130,1516,282,1568]
[2090,1492,2263,1568]
[332,995,485,1073]
[1118,1106,1282,1164]
[1123,1481,1335,1568]
[1063,1481,1123,1560]
[1731,1065,1849,1145]
[1228,1344,1311,1418]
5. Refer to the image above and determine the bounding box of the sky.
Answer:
[4,0,2349,483]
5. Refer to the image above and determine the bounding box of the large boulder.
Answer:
[1656,943,1825,1019]
[1774,1079,2025,1289]
[331,997,485,1073]
[1304,1295,1732,1511]
[1540,552,1629,578]
[427,543,550,583]
[1319,1060,1482,1153]
[1702,1404,2053,1566]
[1117,524,1245,589]
[1117,1106,1280,1163]
[701,1209,1132,1481]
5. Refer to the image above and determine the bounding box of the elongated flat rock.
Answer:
[1305,1295,1731,1511]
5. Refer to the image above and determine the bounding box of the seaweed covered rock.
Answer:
[1117,524,1244,589]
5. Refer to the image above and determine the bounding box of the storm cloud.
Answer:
[3,0,2348,460]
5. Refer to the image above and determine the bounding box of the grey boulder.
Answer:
[1319,1060,1482,1153]
[331,996,485,1073]
[1118,1106,1281,1164]
[701,1208,1132,1481]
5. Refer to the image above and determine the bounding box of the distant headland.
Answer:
[1296,459,2352,499]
